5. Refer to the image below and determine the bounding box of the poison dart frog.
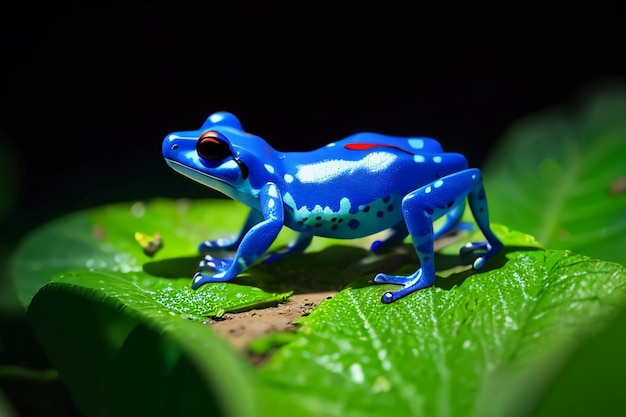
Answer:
[162,112,503,303]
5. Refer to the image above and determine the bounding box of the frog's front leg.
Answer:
[192,183,284,289]
[374,168,502,303]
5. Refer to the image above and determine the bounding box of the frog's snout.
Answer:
[162,134,178,159]
[162,132,195,161]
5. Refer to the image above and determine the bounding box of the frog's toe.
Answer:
[381,291,396,304]
[472,248,500,270]
[459,242,489,267]
[459,241,488,257]
[198,257,213,269]
[198,240,213,252]
[460,241,502,270]
[192,272,208,289]
[379,282,431,304]
[191,272,215,288]
[192,269,234,288]
[473,256,487,270]
[375,269,435,303]
[199,255,233,271]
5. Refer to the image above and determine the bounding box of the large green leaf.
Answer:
[15,198,279,416]
[14,198,382,415]
[483,83,626,265]
[26,282,258,417]
[16,198,626,416]
[13,199,294,315]
[258,250,626,417]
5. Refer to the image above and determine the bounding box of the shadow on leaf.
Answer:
[141,243,543,297]
[143,246,373,295]
[237,246,372,294]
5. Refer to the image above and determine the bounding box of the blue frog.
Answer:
[162,112,502,303]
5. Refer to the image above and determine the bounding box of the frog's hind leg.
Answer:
[463,171,503,269]
[374,168,502,304]
[373,190,438,303]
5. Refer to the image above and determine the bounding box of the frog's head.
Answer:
[162,112,275,203]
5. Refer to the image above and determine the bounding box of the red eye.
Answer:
[196,131,231,161]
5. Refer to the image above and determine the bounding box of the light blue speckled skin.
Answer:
[162,112,502,303]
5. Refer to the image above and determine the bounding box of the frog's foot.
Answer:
[460,241,502,270]
[373,269,435,304]
[192,255,237,288]
[198,254,234,272]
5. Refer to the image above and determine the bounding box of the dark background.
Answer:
[2,3,626,238]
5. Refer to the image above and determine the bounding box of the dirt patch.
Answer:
[207,232,467,361]
[209,291,336,355]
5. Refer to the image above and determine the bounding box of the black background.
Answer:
[2,3,626,239]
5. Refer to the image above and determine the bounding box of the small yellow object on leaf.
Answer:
[134,232,163,257]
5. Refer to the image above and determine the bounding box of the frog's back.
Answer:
[279,133,468,238]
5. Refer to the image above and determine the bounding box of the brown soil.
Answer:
[207,232,465,360]
[208,291,336,355]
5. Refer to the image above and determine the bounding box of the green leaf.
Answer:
[52,270,291,319]
[16,198,626,416]
[0,390,17,417]
[529,299,626,417]
[483,82,626,265]
[15,198,378,415]
[13,199,293,315]
[258,249,626,417]
[26,282,258,417]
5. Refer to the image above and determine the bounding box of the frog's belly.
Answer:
[284,195,404,239]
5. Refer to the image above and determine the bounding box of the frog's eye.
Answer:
[197,131,232,161]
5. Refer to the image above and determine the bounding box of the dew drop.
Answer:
[349,363,364,384]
